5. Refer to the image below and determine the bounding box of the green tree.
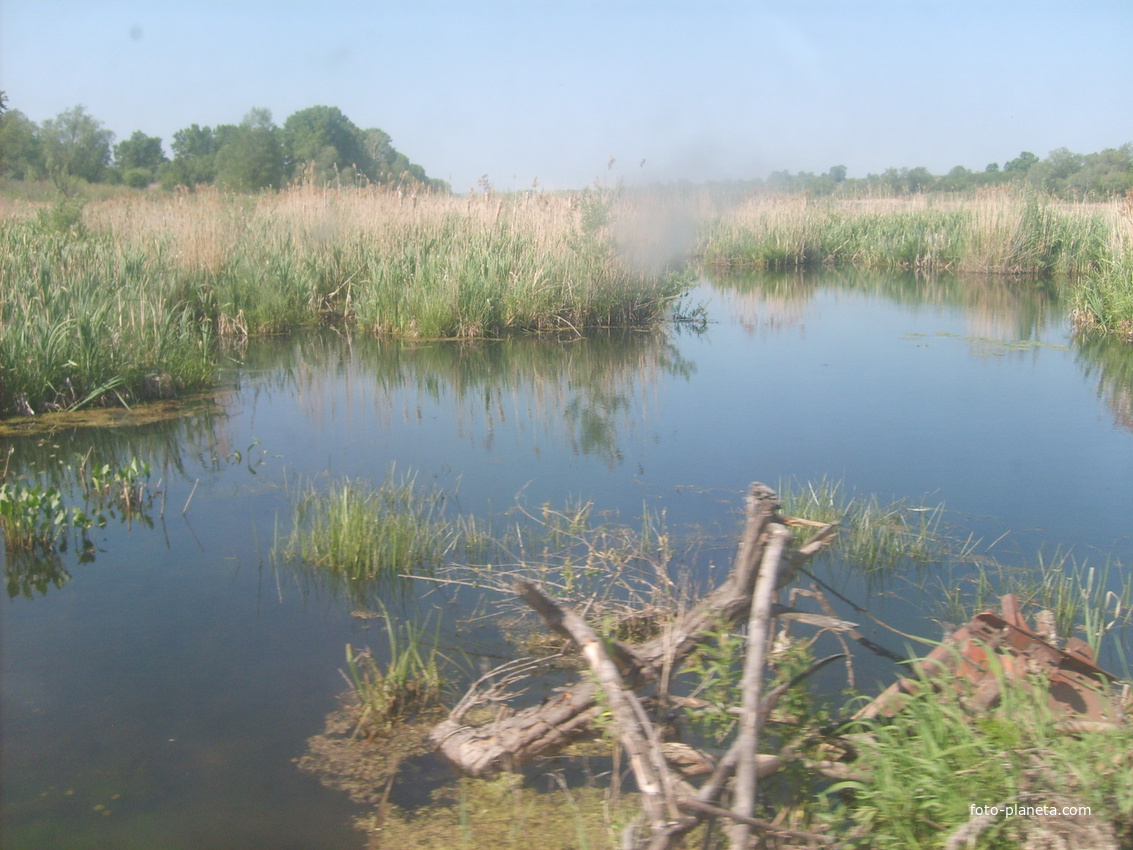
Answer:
[114,131,165,172]
[39,105,114,183]
[114,130,166,187]
[281,105,374,185]
[1004,151,1038,173]
[1028,147,1084,194]
[0,108,45,180]
[162,123,219,187]
[905,166,935,193]
[213,108,283,191]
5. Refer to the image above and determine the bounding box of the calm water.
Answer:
[3,270,1131,848]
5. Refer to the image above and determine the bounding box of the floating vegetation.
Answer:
[365,774,642,850]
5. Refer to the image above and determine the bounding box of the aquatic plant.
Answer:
[342,605,445,738]
[0,186,690,417]
[779,476,949,574]
[279,470,460,594]
[1073,252,1133,341]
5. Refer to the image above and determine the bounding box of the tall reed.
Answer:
[700,190,1129,278]
[0,186,689,417]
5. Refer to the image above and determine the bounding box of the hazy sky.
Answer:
[2,1,1130,191]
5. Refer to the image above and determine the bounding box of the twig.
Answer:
[182,478,199,516]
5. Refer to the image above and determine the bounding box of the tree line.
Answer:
[1,91,1130,199]
[750,145,1133,200]
[0,94,448,193]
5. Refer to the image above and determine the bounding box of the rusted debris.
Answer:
[856,593,1119,723]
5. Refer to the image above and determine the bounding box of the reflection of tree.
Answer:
[231,330,695,468]
[1075,332,1133,432]
[706,268,1061,342]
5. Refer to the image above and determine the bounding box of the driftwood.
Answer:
[430,482,844,849]
[430,482,790,775]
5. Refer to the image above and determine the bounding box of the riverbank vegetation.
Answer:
[0,186,690,417]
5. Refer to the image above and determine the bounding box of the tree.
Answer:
[1,107,46,180]
[162,123,219,187]
[1004,151,1038,173]
[213,108,283,191]
[1027,147,1084,193]
[905,166,935,193]
[114,131,165,172]
[281,105,374,185]
[39,105,114,183]
[114,130,166,187]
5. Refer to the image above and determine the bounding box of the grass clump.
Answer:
[830,677,1133,849]
[342,605,446,738]
[780,476,950,574]
[1073,252,1133,341]
[278,469,472,601]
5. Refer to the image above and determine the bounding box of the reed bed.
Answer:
[700,190,1130,278]
[0,187,689,417]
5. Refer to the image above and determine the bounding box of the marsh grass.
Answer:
[700,191,1129,280]
[830,671,1133,849]
[935,553,1133,668]
[280,470,462,595]
[1073,252,1133,341]
[343,605,446,738]
[779,477,953,574]
[0,186,690,417]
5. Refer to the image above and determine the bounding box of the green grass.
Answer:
[342,604,446,738]
[1073,252,1133,340]
[278,470,461,595]
[830,674,1133,848]
[779,476,953,574]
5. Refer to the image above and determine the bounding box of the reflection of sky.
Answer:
[5,276,1133,847]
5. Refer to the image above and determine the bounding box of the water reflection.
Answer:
[1075,331,1133,432]
[229,330,695,469]
[707,268,1062,343]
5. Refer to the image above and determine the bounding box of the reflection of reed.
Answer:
[705,268,1061,342]
[234,330,695,468]
[1,395,233,491]
[1075,333,1133,432]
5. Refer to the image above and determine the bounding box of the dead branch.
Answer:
[731,521,789,848]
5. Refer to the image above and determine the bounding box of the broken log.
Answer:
[430,482,808,776]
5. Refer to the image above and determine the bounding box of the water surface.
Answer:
[3,269,1131,848]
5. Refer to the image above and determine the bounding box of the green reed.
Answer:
[342,605,446,738]
[278,470,460,593]
[779,476,949,574]
[0,187,688,417]
[700,192,1125,279]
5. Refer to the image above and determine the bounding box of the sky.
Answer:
[1,1,1131,192]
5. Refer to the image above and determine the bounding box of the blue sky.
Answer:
[2,1,1130,191]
